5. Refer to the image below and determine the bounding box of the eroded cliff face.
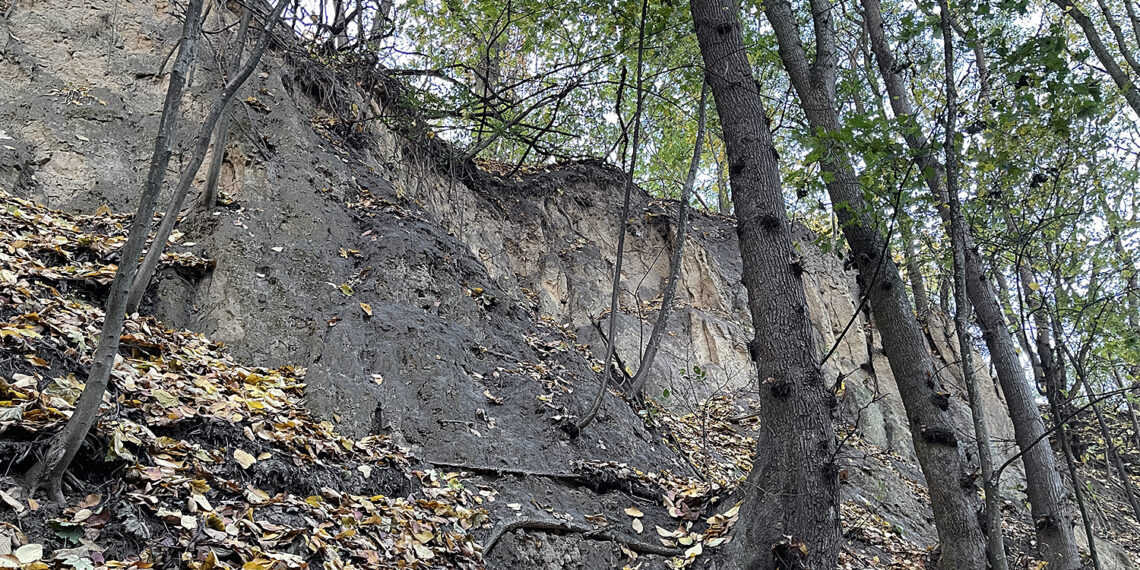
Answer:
[4,1,1137,567]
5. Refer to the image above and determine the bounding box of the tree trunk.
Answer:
[126,0,287,314]
[21,0,206,503]
[939,4,1007,566]
[860,0,1081,563]
[1050,0,1140,115]
[629,83,706,397]
[761,0,986,566]
[578,0,647,432]
[199,5,251,212]
[1043,335,1103,569]
[689,0,839,566]
[898,212,931,320]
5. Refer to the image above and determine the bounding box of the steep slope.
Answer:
[1,1,1139,568]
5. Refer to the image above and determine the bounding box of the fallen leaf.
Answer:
[631,518,643,533]
[14,544,42,564]
[624,506,644,517]
[360,302,373,316]
[233,449,257,469]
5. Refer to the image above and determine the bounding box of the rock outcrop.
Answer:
[2,1,1136,567]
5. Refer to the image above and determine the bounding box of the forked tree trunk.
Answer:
[689,0,839,566]
[762,0,986,565]
[126,0,287,314]
[22,0,206,502]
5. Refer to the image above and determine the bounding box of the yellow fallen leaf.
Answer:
[624,506,644,517]
[360,302,372,316]
[233,449,257,469]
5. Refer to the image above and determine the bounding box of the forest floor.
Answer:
[0,190,1135,569]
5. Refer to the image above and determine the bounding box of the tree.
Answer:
[858,0,1082,563]
[688,0,840,565]
[126,0,287,313]
[760,0,988,565]
[22,0,208,502]
[578,0,649,432]
[628,82,706,397]
[939,1,1007,565]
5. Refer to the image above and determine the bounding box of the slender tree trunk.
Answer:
[1050,385,1103,570]
[689,0,840,566]
[21,0,206,503]
[199,5,251,212]
[1066,344,1140,526]
[860,0,1081,563]
[1111,368,1140,453]
[1049,0,1140,115]
[578,0,647,432]
[939,4,1007,566]
[898,212,931,320]
[629,83,706,397]
[761,0,986,565]
[126,0,287,314]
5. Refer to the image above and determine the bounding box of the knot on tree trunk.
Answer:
[920,425,958,446]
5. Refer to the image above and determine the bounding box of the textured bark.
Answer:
[939,4,1007,566]
[629,83,706,397]
[126,0,287,314]
[860,0,1081,564]
[22,0,206,502]
[761,0,985,566]
[689,0,839,566]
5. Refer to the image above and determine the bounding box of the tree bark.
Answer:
[689,0,839,566]
[760,0,986,566]
[939,3,1007,566]
[629,83,706,397]
[199,5,251,212]
[21,0,206,503]
[762,0,989,565]
[126,0,287,314]
[860,0,1081,563]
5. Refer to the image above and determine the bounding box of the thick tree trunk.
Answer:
[761,0,985,566]
[860,0,1081,563]
[21,0,206,502]
[689,0,839,566]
